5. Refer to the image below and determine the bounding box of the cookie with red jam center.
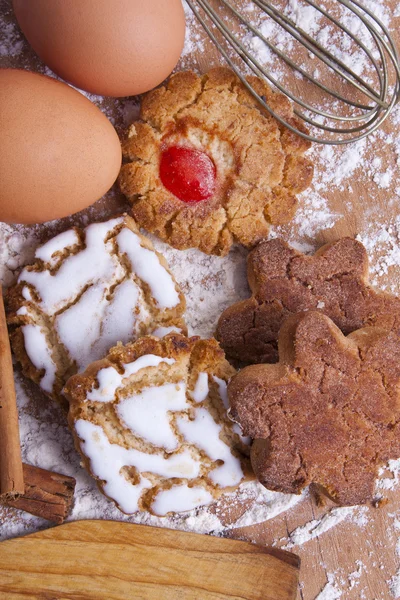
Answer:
[119,67,314,256]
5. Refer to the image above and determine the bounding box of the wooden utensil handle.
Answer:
[0,521,300,600]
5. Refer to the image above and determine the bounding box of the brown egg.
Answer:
[12,0,186,97]
[0,69,122,224]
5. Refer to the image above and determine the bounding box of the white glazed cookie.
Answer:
[64,334,250,516]
[6,215,186,406]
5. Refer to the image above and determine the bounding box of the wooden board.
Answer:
[0,520,299,599]
[1,1,400,598]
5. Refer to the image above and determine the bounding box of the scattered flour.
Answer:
[315,573,343,600]
[181,1,205,65]
[313,139,368,191]
[222,483,305,529]
[357,218,400,289]
[0,225,38,287]
[348,560,367,590]
[1,2,400,600]
[377,459,400,492]
[389,573,400,599]
[283,506,369,549]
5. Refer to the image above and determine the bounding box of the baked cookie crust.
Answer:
[6,215,186,406]
[217,237,400,364]
[119,67,314,256]
[65,334,250,516]
[228,311,400,506]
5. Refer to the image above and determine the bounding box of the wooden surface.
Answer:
[192,5,400,599]
[0,520,299,599]
[1,1,400,598]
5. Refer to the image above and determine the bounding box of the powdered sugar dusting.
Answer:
[315,573,343,600]
[377,459,400,492]
[357,218,400,291]
[0,225,38,287]
[283,506,369,549]
[389,573,400,599]
[181,2,205,65]
[1,1,400,599]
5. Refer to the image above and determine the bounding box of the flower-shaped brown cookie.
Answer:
[119,68,313,256]
[217,237,400,364]
[228,311,400,506]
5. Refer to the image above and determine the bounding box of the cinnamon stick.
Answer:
[0,286,24,499]
[0,289,76,522]
[4,463,76,524]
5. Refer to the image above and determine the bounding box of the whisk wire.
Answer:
[299,0,385,98]
[344,0,400,80]
[219,0,376,112]
[253,0,386,106]
[339,0,400,103]
[188,0,400,144]
[192,0,384,134]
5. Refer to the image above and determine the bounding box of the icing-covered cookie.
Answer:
[217,237,400,365]
[64,334,250,516]
[228,311,400,506]
[119,67,313,256]
[6,215,186,405]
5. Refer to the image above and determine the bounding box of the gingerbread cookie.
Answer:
[119,67,313,256]
[217,237,400,364]
[6,215,186,406]
[64,334,250,516]
[228,311,400,506]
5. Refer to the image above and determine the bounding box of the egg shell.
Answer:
[0,69,122,225]
[12,0,186,97]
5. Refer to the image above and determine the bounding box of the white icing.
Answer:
[151,326,182,338]
[90,279,148,362]
[213,376,251,446]
[55,284,109,371]
[232,423,251,446]
[55,279,145,371]
[17,218,185,395]
[191,372,209,403]
[87,355,176,402]
[16,306,28,316]
[21,286,32,301]
[21,324,57,393]
[116,228,180,309]
[151,485,213,516]
[75,420,201,514]
[19,218,125,315]
[35,228,80,266]
[213,375,229,409]
[117,382,188,451]
[176,408,244,487]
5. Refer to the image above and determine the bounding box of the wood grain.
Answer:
[0,520,299,600]
[190,4,400,599]
[1,0,400,598]
[3,463,76,523]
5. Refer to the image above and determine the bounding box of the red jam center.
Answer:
[159,146,216,203]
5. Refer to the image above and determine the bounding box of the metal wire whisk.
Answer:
[186,0,400,144]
